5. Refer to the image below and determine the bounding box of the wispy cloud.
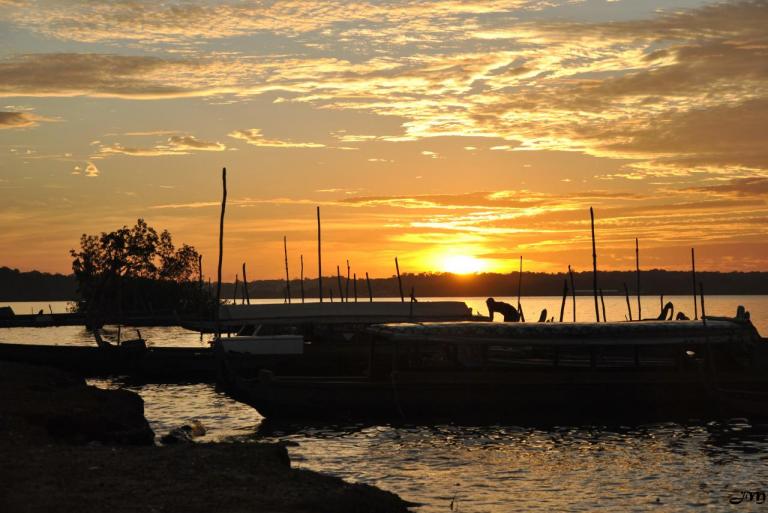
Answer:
[96,135,227,157]
[0,110,46,129]
[228,129,325,148]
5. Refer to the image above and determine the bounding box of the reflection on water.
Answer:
[263,421,768,512]
[89,378,264,443]
[91,380,768,513]
[2,295,767,346]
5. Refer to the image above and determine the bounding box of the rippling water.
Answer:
[90,379,768,513]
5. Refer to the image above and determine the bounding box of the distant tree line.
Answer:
[2,267,768,303]
[0,267,77,301]
[218,270,768,301]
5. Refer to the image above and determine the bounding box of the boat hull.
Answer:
[228,370,768,423]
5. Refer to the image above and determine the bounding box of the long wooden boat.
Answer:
[185,300,480,333]
[212,300,481,378]
[219,314,768,423]
[0,341,215,381]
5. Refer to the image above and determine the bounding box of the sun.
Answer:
[442,255,486,275]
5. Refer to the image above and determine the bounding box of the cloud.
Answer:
[96,135,227,157]
[228,129,325,148]
[0,111,41,129]
[166,135,227,152]
[0,53,238,99]
[3,1,534,44]
[2,1,767,180]
[84,161,99,177]
[681,178,768,197]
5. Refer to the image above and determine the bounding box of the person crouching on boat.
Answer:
[486,298,521,322]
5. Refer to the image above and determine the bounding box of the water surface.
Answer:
[92,378,768,513]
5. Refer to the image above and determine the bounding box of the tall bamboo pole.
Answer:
[233,274,239,305]
[283,236,291,304]
[691,247,698,320]
[516,256,523,315]
[599,288,607,323]
[198,255,203,287]
[215,168,227,336]
[635,238,641,320]
[366,272,373,302]
[317,207,322,303]
[345,260,351,303]
[300,254,305,303]
[623,282,632,321]
[568,265,576,322]
[590,207,599,322]
[395,257,404,302]
[242,262,250,305]
[336,265,344,302]
[559,279,568,322]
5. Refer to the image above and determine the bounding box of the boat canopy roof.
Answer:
[369,319,757,345]
[219,301,474,324]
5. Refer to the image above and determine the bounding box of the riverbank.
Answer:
[0,361,413,513]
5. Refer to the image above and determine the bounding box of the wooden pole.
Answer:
[215,168,227,336]
[336,265,344,302]
[568,265,576,322]
[590,207,599,322]
[366,272,373,302]
[559,279,568,322]
[242,262,250,305]
[353,273,358,302]
[395,257,404,302]
[300,254,305,304]
[623,282,632,321]
[345,260,351,303]
[691,247,698,320]
[635,238,641,320]
[283,236,291,304]
[329,290,333,303]
[198,254,203,287]
[317,206,322,303]
[699,282,706,325]
[516,255,523,314]
[233,274,239,305]
[599,288,607,323]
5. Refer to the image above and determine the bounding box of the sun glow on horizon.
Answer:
[441,254,487,275]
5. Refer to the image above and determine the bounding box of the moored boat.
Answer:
[219,309,768,423]
[212,300,482,377]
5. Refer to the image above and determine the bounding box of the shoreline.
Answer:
[0,361,413,513]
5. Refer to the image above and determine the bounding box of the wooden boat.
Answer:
[219,312,768,423]
[0,341,215,381]
[185,300,480,333]
[212,300,481,378]
[218,334,305,355]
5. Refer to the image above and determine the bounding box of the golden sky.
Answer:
[1,0,767,279]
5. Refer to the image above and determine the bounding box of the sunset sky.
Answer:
[1,0,767,280]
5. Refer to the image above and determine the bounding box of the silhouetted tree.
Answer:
[70,219,213,318]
